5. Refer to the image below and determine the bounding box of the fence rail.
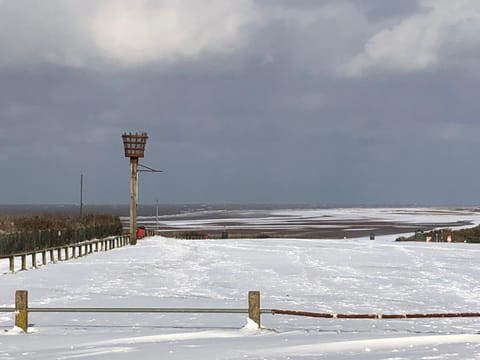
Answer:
[0,235,130,272]
[270,309,480,319]
[0,224,122,257]
[27,307,255,314]
[2,290,480,333]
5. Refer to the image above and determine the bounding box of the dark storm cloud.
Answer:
[360,0,422,21]
[1,0,480,205]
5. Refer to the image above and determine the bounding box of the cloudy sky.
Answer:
[1,0,480,205]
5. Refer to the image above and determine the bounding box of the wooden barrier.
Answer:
[3,290,480,333]
[0,235,131,273]
[270,309,480,319]
[248,291,261,328]
[15,290,28,332]
[3,290,263,332]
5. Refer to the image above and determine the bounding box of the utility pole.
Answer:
[156,198,159,230]
[79,174,83,218]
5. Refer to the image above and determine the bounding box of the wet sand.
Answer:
[143,208,477,239]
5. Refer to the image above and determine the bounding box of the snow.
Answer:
[145,207,480,234]
[1,208,480,359]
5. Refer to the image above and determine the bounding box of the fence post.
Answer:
[21,255,27,271]
[15,290,28,332]
[42,251,47,265]
[31,253,37,268]
[248,291,261,328]
[9,256,14,272]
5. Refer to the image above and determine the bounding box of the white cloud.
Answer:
[90,0,259,67]
[344,0,480,76]
[0,0,259,68]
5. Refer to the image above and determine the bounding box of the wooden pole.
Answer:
[130,157,138,245]
[9,256,14,272]
[21,255,27,271]
[15,290,28,332]
[248,291,261,328]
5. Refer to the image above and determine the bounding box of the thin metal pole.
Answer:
[156,199,159,230]
[28,307,251,314]
[79,174,83,218]
[0,308,15,313]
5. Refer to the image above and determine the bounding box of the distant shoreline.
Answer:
[0,203,478,217]
[1,205,478,240]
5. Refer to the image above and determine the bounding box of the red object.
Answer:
[136,227,146,239]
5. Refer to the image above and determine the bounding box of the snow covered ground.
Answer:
[1,208,480,359]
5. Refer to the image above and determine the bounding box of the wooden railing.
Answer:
[1,290,262,332]
[1,290,479,333]
[0,235,130,272]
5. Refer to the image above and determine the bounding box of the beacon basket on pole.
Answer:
[122,132,149,245]
[122,132,148,158]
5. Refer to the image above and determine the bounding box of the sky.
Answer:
[1,0,480,205]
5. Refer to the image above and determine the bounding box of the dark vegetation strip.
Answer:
[396,225,480,243]
[0,214,122,257]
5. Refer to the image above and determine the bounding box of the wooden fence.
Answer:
[3,290,263,332]
[1,290,479,333]
[0,224,123,257]
[0,234,130,273]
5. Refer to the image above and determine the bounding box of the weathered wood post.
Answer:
[31,253,37,268]
[15,290,28,332]
[9,256,14,272]
[248,291,261,328]
[129,157,138,245]
[57,248,62,261]
[49,249,54,263]
[72,246,76,258]
[42,251,47,265]
[21,255,27,271]
[122,132,148,246]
